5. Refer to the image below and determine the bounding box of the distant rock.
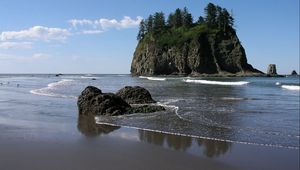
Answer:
[116,86,156,104]
[55,73,63,77]
[291,70,298,76]
[78,86,131,116]
[267,64,277,75]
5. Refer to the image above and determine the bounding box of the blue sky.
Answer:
[0,0,299,74]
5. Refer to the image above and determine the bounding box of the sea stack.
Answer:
[130,4,263,77]
[267,64,277,76]
[291,70,298,76]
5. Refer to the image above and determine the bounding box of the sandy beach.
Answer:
[0,119,298,170]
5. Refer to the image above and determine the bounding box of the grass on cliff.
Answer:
[140,24,219,48]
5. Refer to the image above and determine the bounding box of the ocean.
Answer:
[0,74,299,150]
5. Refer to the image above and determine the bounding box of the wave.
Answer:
[184,79,249,86]
[30,79,77,98]
[281,85,300,91]
[139,76,166,81]
[80,76,99,79]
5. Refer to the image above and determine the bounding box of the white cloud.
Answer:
[68,16,143,34]
[0,53,49,61]
[0,26,71,42]
[82,30,104,34]
[0,42,33,49]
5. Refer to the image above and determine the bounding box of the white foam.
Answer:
[30,79,77,98]
[139,76,166,81]
[184,79,249,86]
[80,76,99,79]
[275,82,281,85]
[221,97,244,100]
[281,85,300,91]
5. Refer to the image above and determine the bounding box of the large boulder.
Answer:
[78,86,131,116]
[116,86,156,104]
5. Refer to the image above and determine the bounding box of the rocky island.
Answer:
[131,3,263,76]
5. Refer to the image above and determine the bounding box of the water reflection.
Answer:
[197,139,232,158]
[77,115,231,157]
[77,115,120,137]
[138,130,231,157]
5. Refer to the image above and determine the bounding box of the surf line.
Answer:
[95,118,299,150]
[156,102,191,122]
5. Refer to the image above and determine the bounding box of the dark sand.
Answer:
[0,120,299,170]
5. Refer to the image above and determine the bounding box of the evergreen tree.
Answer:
[174,8,183,27]
[137,20,146,40]
[197,16,205,24]
[167,13,175,27]
[204,3,217,26]
[146,15,154,32]
[153,12,165,31]
[182,7,193,27]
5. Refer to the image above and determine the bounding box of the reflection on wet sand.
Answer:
[77,115,120,137]
[197,139,232,158]
[138,130,231,157]
[77,115,231,157]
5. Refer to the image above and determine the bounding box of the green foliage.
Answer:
[137,3,235,44]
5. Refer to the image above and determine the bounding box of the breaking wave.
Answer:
[184,79,249,86]
[30,79,77,98]
[281,85,300,91]
[139,76,166,81]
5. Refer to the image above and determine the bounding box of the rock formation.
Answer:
[78,86,165,116]
[291,70,298,76]
[116,86,156,104]
[77,86,131,116]
[267,64,277,75]
[131,4,264,76]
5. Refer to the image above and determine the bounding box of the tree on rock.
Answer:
[205,3,217,26]
[137,20,146,40]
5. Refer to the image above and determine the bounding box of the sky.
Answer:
[0,0,299,74]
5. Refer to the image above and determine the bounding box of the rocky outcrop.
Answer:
[78,86,165,116]
[116,86,156,104]
[291,70,298,76]
[267,64,277,75]
[131,30,263,76]
[78,86,131,116]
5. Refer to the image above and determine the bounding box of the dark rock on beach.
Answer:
[78,86,166,116]
[131,105,165,113]
[78,86,131,116]
[116,86,156,104]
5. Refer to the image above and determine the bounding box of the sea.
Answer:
[0,74,299,150]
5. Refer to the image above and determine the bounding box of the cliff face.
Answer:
[131,29,262,76]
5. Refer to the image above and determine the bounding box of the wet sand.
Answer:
[0,117,298,170]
